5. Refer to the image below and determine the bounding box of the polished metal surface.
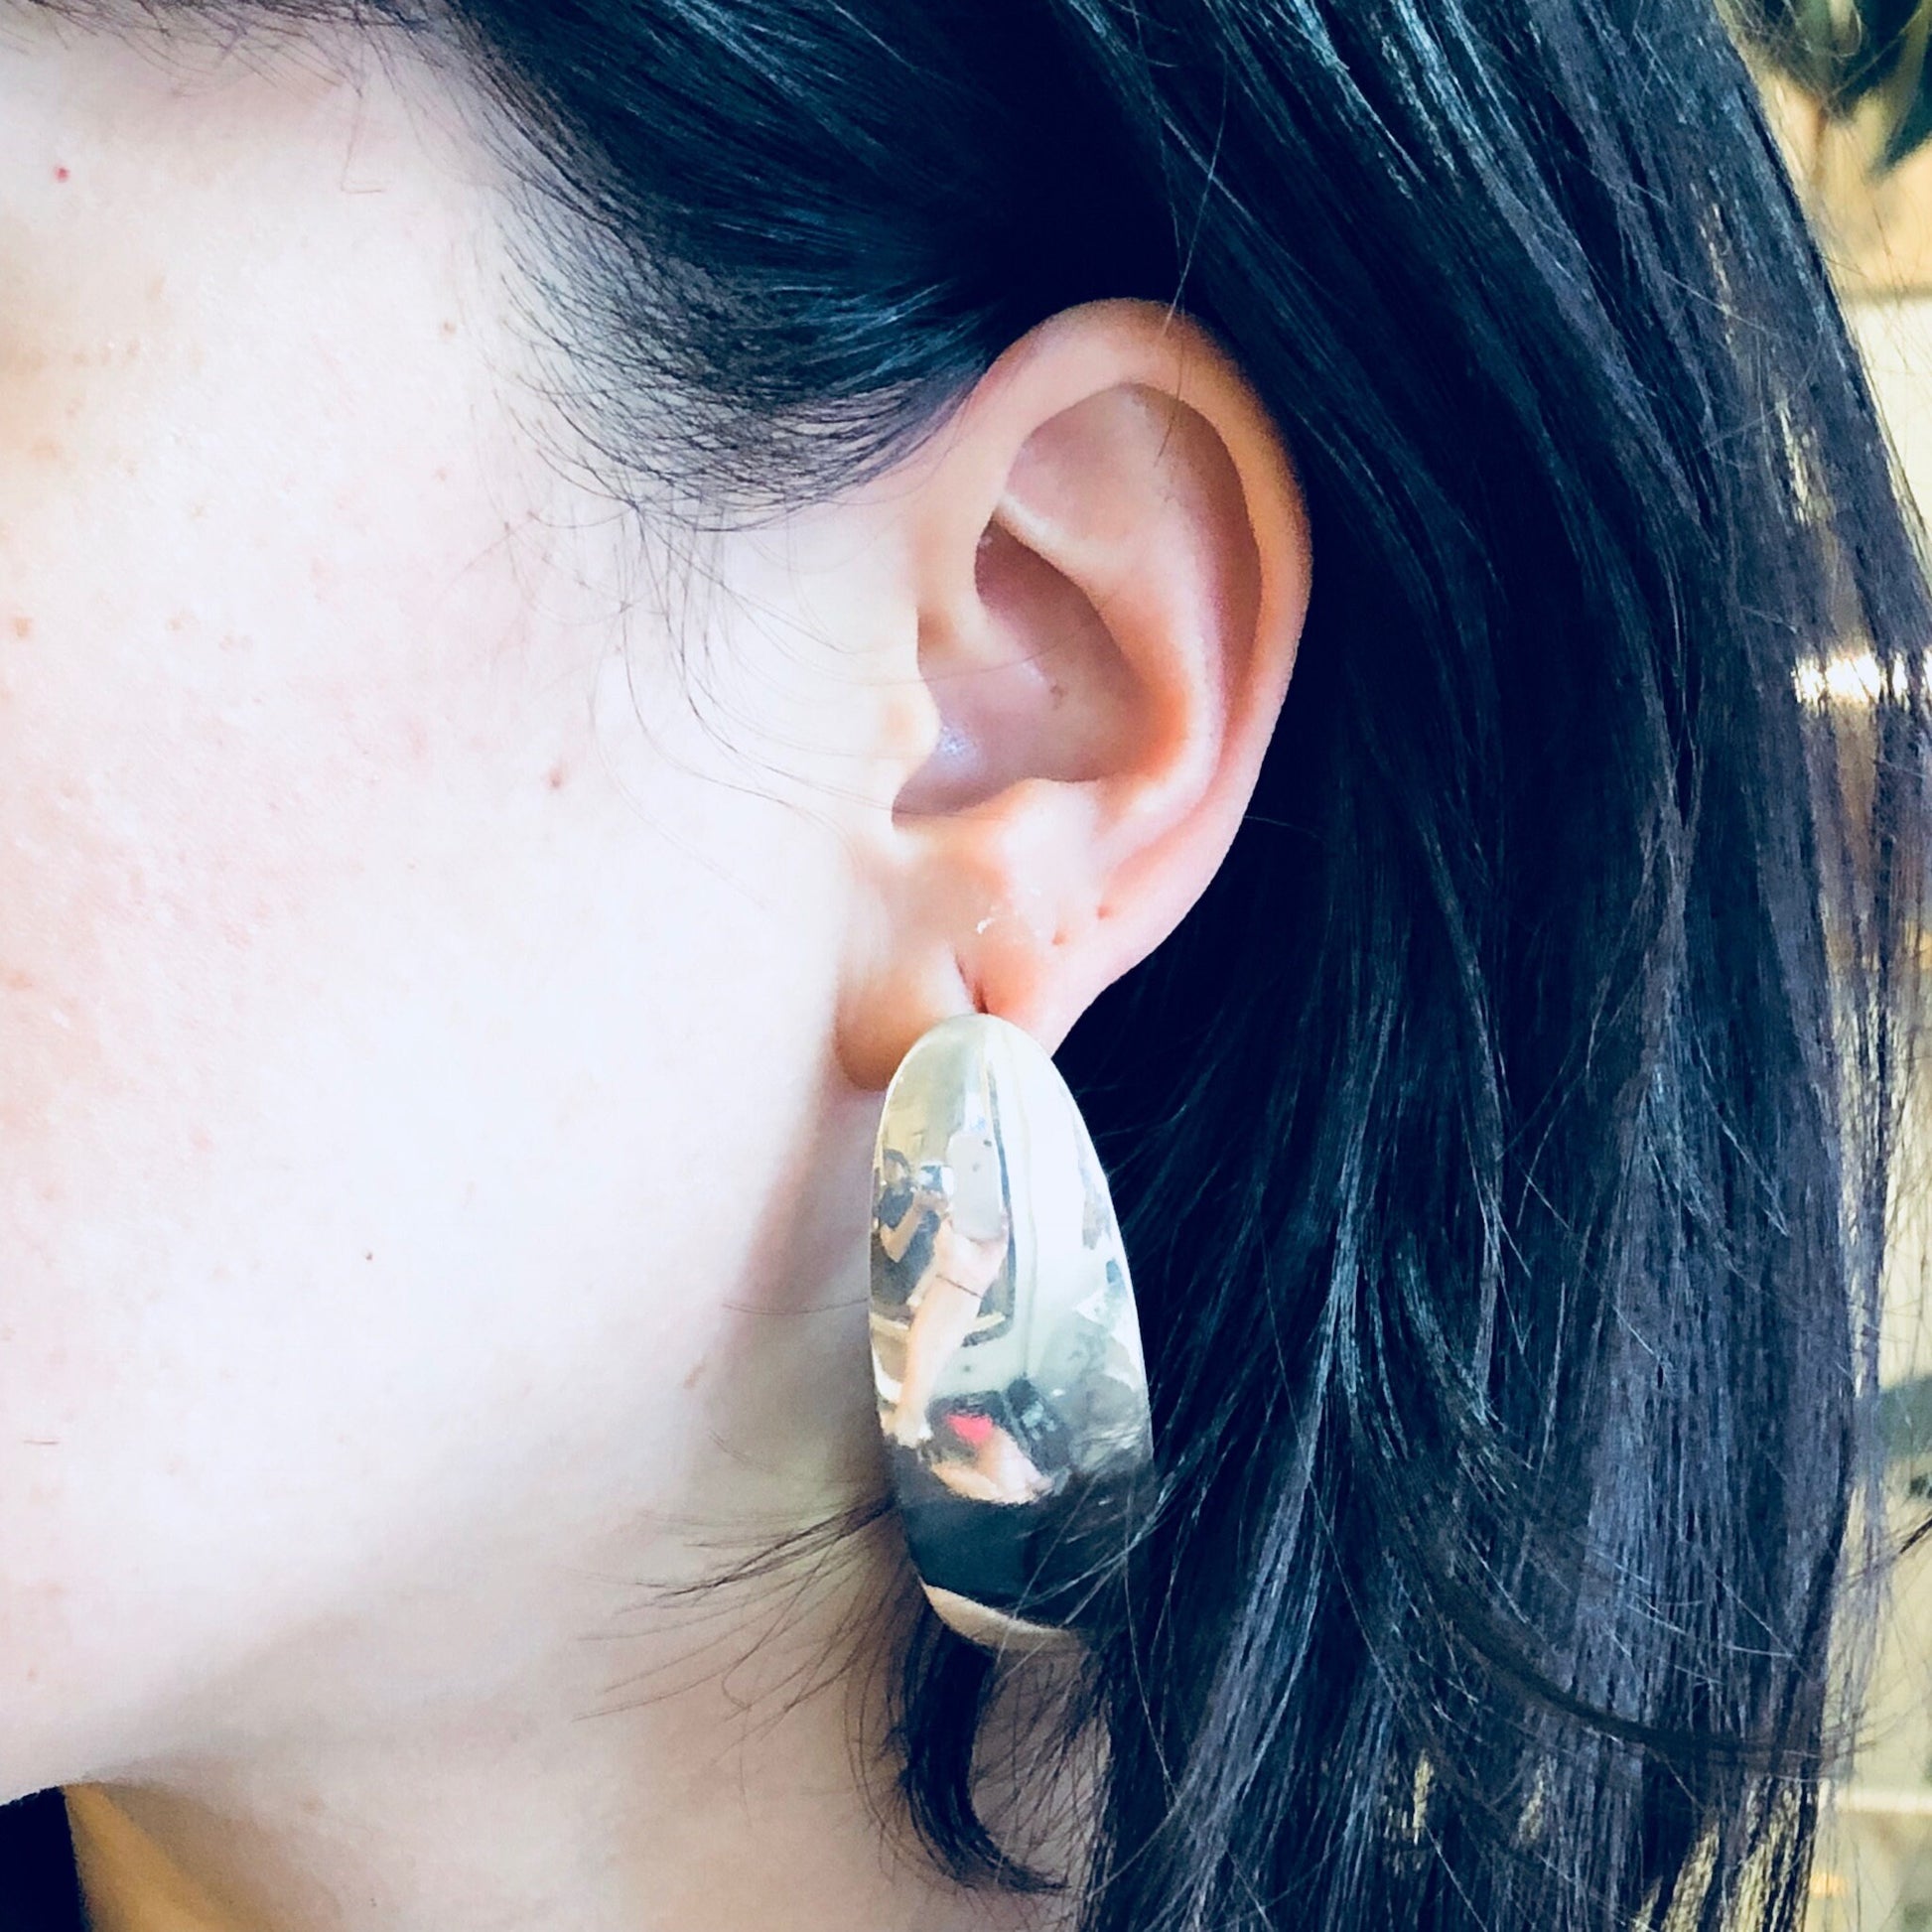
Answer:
[870,1015,1154,1647]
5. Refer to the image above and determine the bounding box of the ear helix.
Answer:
[868,1014,1155,1652]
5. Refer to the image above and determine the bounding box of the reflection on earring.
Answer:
[869,1014,1155,1652]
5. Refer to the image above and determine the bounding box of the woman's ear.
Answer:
[838,298,1311,1088]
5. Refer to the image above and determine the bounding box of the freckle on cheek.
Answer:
[9,617,31,641]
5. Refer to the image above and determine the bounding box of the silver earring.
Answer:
[869,1014,1155,1651]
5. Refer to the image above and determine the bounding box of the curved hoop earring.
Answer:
[868,1014,1155,1651]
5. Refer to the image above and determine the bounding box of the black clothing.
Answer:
[0,1792,83,1932]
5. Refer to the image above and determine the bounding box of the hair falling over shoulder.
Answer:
[81,0,1932,1923]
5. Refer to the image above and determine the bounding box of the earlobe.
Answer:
[840,299,1310,1087]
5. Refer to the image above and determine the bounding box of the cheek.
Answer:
[0,504,510,1236]
[0,364,608,1771]
[0,612,455,1777]
[0,470,548,1447]
[0,665,320,1198]
[0,570,852,1782]
[0,27,869,1785]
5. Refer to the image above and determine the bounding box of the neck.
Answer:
[67,1553,1057,1932]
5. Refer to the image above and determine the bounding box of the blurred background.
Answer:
[1739,10,1932,1919]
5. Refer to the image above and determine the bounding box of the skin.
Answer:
[0,11,1311,1930]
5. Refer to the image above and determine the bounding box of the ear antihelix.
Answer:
[866,1014,1154,1652]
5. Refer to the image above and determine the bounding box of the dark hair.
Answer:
[36,0,1932,1927]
